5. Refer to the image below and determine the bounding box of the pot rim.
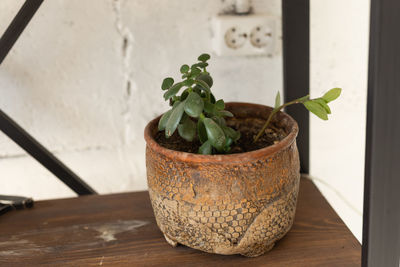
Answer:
[144,102,299,163]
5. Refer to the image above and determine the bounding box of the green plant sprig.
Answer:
[254,88,342,143]
[158,54,240,155]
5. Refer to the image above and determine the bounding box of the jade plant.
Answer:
[158,53,240,154]
[159,53,341,155]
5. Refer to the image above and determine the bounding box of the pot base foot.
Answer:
[164,234,178,247]
[240,242,275,257]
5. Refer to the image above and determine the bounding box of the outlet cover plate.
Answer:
[212,14,278,57]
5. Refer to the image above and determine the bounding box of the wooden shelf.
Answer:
[0,178,360,266]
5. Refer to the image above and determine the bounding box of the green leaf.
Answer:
[204,102,215,114]
[203,118,226,151]
[172,100,181,108]
[215,99,225,110]
[197,74,213,87]
[212,116,226,126]
[304,100,328,120]
[210,93,216,104]
[274,91,281,108]
[195,62,208,68]
[224,137,233,152]
[198,140,212,155]
[184,79,194,87]
[161,77,174,90]
[322,88,342,103]
[165,101,185,137]
[192,84,202,94]
[190,68,201,78]
[314,98,331,114]
[218,110,234,117]
[180,90,189,101]
[184,92,204,118]
[163,82,184,100]
[158,109,173,131]
[197,120,208,143]
[198,53,210,62]
[178,117,196,142]
[222,126,240,142]
[194,79,210,92]
[180,64,189,74]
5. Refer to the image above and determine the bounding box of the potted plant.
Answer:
[144,54,341,257]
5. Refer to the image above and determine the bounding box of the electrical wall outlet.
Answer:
[212,14,278,56]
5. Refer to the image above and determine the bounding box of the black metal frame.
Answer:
[1,0,399,265]
[0,110,96,195]
[362,0,400,266]
[282,0,310,174]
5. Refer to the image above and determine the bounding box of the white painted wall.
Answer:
[0,0,282,199]
[0,0,368,243]
[310,0,369,242]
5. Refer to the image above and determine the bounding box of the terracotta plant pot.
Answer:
[144,102,300,257]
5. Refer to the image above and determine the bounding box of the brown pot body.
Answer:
[144,102,300,257]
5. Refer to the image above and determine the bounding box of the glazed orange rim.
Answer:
[144,102,299,164]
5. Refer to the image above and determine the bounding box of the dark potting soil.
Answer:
[155,117,287,154]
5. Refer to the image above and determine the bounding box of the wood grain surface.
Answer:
[0,178,360,266]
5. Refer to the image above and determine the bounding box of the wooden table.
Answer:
[0,178,361,266]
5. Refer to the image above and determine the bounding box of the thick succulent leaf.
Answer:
[158,109,173,131]
[222,125,241,142]
[304,100,328,120]
[180,90,189,101]
[194,79,210,93]
[204,102,215,114]
[198,53,210,62]
[322,88,342,103]
[161,77,174,90]
[193,84,202,94]
[178,118,196,142]
[197,120,208,143]
[190,68,201,77]
[184,79,194,87]
[198,140,212,155]
[165,101,185,137]
[224,137,233,152]
[180,64,189,73]
[184,92,204,118]
[218,110,234,117]
[210,93,216,104]
[215,99,225,110]
[203,118,226,151]
[197,74,213,87]
[194,62,208,68]
[212,116,226,126]
[274,91,281,108]
[314,98,331,114]
[163,82,184,100]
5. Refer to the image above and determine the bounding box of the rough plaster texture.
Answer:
[0,0,367,243]
[0,0,282,200]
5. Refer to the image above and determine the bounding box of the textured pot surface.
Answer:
[144,102,300,257]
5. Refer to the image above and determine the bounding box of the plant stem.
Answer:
[253,95,309,143]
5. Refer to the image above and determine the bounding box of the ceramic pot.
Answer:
[144,102,300,257]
